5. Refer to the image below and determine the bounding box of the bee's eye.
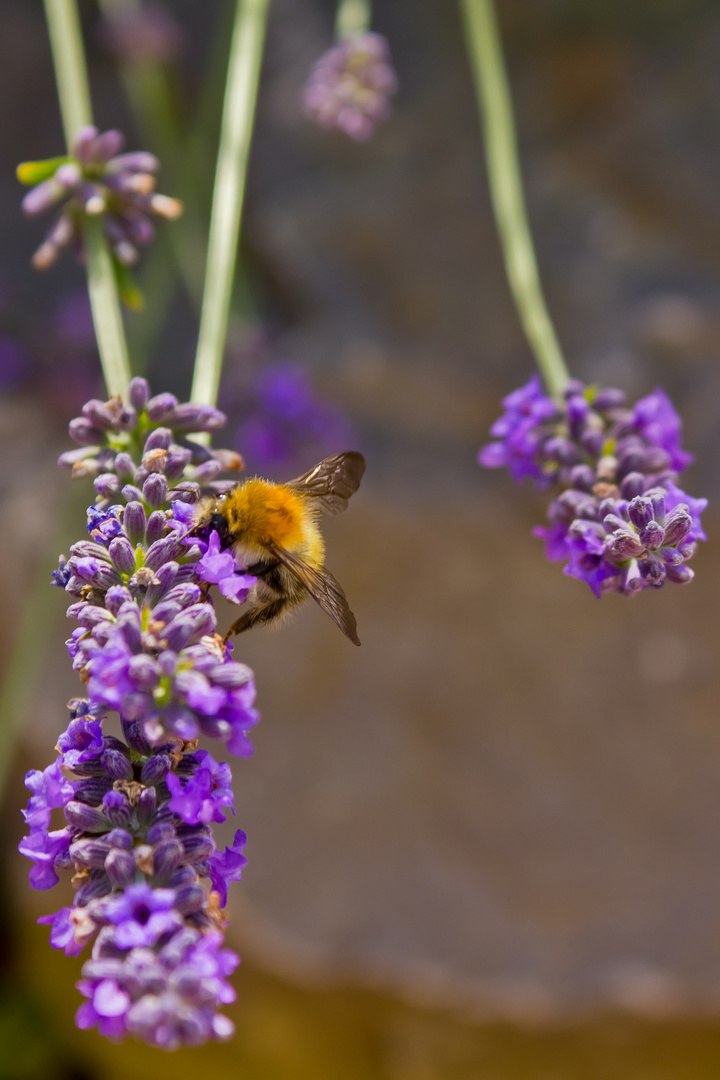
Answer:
[211,514,226,532]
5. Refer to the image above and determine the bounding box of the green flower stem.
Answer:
[460,0,570,398]
[43,0,132,398]
[97,0,208,306]
[191,0,270,411]
[335,0,371,38]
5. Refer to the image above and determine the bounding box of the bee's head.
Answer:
[192,496,232,548]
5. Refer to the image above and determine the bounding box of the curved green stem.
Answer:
[43,0,132,398]
[191,0,270,410]
[335,0,371,38]
[460,0,570,398]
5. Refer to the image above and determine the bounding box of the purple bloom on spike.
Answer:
[166,750,235,825]
[104,884,184,948]
[19,827,72,890]
[196,531,256,602]
[480,378,706,595]
[633,388,694,473]
[479,375,559,485]
[304,33,398,140]
[99,2,184,64]
[207,830,248,907]
[28,378,261,1047]
[18,126,183,270]
[22,760,75,831]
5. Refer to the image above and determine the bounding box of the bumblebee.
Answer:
[194,452,365,645]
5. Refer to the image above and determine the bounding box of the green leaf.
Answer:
[16,156,73,186]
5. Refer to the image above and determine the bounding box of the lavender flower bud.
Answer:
[146,395,178,422]
[123,501,147,547]
[69,836,114,869]
[104,847,137,888]
[143,473,168,509]
[69,417,104,446]
[128,376,150,412]
[142,512,166,549]
[101,748,134,781]
[162,606,216,652]
[620,472,647,500]
[128,654,161,690]
[628,497,654,531]
[663,509,692,547]
[136,785,157,826]
[64,800,109,833]
[639,520,665,550]
[592,388,627,410]
[145,562,178,606]
[114,452,136,480]
[102,790,133,828]
[105,584,133,615]
[108,536,136,575]
[140,754,171,786]
[144,535,182,572]
[152,839,184,879]
[174,884,206,914]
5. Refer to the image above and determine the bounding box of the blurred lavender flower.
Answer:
[18,126,182,269]
[303,32,397,140]
[21,377,258,1048]
[480,378,707,596]
[223,361,352,475]
[98,2,184,65]
[0,336,26,388]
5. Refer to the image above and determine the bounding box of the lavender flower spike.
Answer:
[23,380,260,1047]
[18,127,182,269]
[304,32,398,140]
[480,377,707,596]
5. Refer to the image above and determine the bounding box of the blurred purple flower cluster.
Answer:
[19,126,182,269]
[222,359,353,476]
[20,377,259,1049]
[303,32,397,140]
[480,377,707,596]
[98,1,184,65]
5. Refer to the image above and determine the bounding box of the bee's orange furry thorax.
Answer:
[223,479,310,550]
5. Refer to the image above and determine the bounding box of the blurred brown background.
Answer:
[4,0,720,1076]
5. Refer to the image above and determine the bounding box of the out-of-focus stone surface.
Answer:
[7,0,720,1031]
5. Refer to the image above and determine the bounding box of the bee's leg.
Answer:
[224,598,290,641]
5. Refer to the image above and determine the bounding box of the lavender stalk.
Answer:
[191,0,270,411]
[460,0,569,398]
[335,0,371,38]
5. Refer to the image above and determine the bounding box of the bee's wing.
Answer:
[267,540,361,646]
[289,452,365,516]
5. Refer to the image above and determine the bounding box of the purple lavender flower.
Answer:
[633,388,694,473]
[24,378,261,1047]
[304,33,398,140]
[98,2,184,64]
[18,126,182,269]
[18,825,72,890]
[479,375,560,485]
[58,376,241,505]
[195,531,256,602]
[224,361,354,475]
[206,830,248,907]
[167,750,235,825]
[20,698,246,1046]
[481,379,707,596]
[76,929,238,1048]
[21,760,75,832]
